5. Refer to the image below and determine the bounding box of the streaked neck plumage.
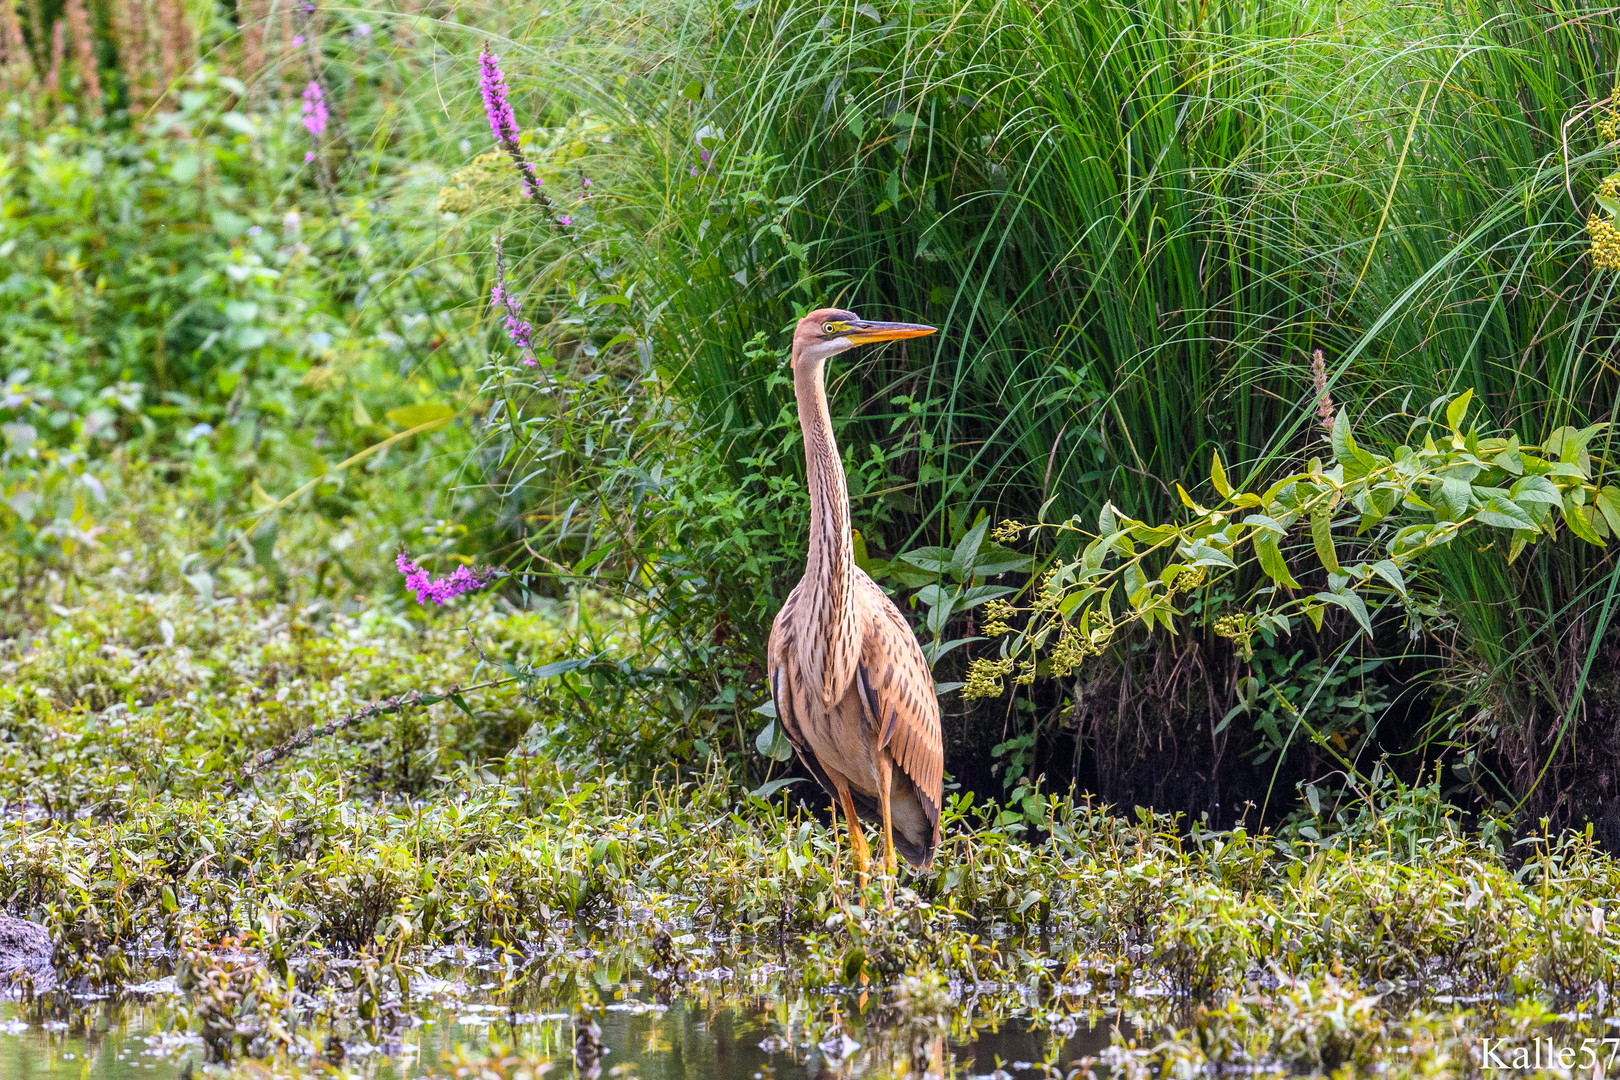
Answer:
[793,348,860,707]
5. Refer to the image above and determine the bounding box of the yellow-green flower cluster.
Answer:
[963,656,1014,699]
[437,153,522,214]
[1030,568,1065,613]
[981,598,1015,637]
[1598,85,1620,142]
[990,519,1026,544]
[1036,606,1121,678]
[1168,565,1205,596]
[1591,214,1620,272]
[1212,612,1256,661]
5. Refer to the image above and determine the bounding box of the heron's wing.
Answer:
[767,583,837,796]
[853,573,942,834]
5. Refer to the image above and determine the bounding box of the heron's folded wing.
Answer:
[854,582,942,827]
[767,586,836,796]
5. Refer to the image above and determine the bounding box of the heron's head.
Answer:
[791,308,937,370]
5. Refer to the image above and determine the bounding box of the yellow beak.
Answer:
[845,320,938,345]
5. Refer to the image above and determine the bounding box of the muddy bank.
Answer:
[0,914,54,995]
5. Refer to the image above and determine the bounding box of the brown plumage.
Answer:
[767,308,943,893]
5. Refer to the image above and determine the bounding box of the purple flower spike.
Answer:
[301,81,328,137]
[490,234,538,366]
[479,46,549,208]
[396,551,499,606]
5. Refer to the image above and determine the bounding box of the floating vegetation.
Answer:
[3,523,1620,1078]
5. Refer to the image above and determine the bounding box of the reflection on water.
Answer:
[1,958,1120,1080]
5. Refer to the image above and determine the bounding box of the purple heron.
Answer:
[767,309,943,897]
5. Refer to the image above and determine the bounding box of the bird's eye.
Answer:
[823,322,838,335]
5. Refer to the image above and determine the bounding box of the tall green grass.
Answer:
[449,0,1620,815]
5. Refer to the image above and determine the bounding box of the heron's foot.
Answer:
[847,823,871,893]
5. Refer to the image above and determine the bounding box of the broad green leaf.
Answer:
[1123,562,1148,606]
[1211,450,1233,499]
[1304,602,1326,632]
[920,637,981,666]
[385,404,456,429]
[1508,475,1561,507]
[750,776,803,799]
[898,546,955,574]
[951,516,990,579]
[1597,487,1620,536]
[1312,590,1373,636]
[754,721,794,762]
[1310,510,1341,574]
[1435,477,1471,520]
[1445,389,1473,431]
[1563,495,1605,546]
[1097,501,1119,537]
[1370,559,1406,596]
[1254,532,1300,589]
[1242,513,1287,535]
[1475,494,1537,532]
[957,584,1014,609]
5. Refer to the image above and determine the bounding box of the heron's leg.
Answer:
[835,781,870,890]
[876,756,897,907]
[826,789,843,896]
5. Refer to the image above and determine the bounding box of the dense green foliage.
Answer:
[452,0,1620,820]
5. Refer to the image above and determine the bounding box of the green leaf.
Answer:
[1436,477,1471,521]
[1311,590,1373,636]
[1596,487,1620,536]
[1563,495,1606,546]
[1211,450,1233,499]
[385,404,456,429]
[749,776,803,799]
[924,597,958,634]
[1254,532,1300,589]
[531,657,595,678]
[1304,602,1326,632]
[1508,475,1562,507]
[754,720,793,762]
[1445,389,1473,431]
[1310,510,1341,575]
[951,516,990,579]
[1370,559,1406,597]
[1476,494,1537,532]
[897,546,955,574]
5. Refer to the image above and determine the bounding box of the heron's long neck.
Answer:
[794,356,858,704]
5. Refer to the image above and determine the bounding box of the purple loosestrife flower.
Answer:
[302,81,328,137]
[490,235,537,366]
[478,46,550,209]
[558,215,571,226]
[396,552,498,606]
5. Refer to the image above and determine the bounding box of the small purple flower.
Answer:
[396,552,498,606]
[690,166,699,178]
[699,149,710,163]
[304,150,316,163]
[490,235,537,366]
[301,81,328,137]
[479,46,547,207]
[293,34,305,45]
[558,215,571,226]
